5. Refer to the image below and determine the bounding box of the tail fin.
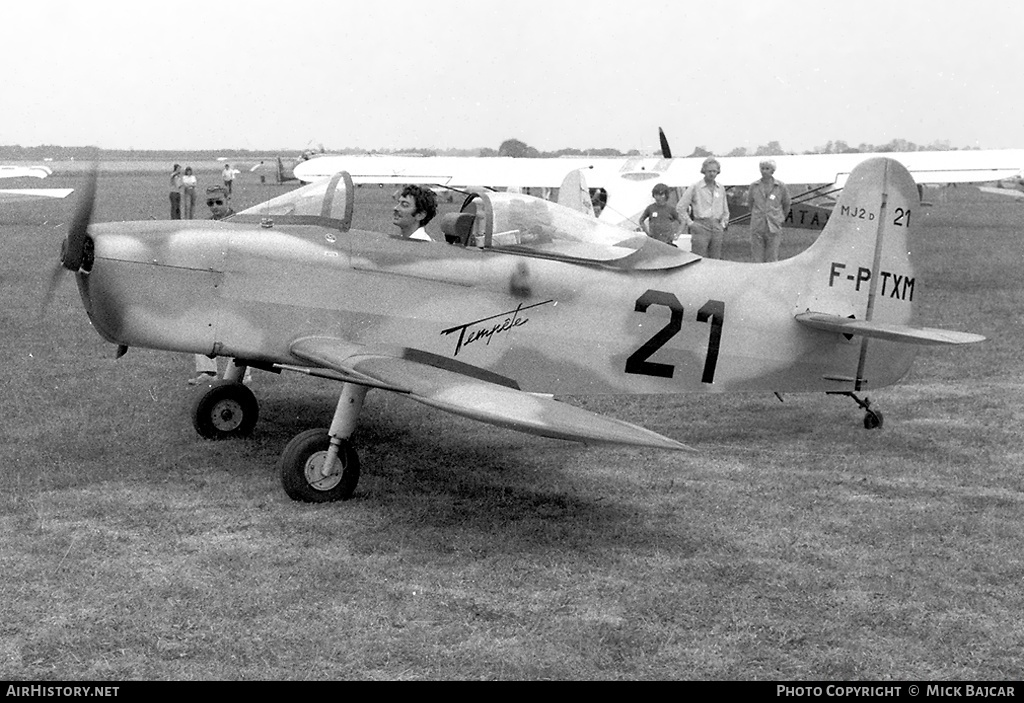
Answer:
[795,157,917,321]
[557,169,596,216]
[792,157,983,388]
[276,157,296,183]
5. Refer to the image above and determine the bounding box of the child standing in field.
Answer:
[639,183,681,245]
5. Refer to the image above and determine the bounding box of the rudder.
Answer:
[792,157,922,389]
[794,157,920,327]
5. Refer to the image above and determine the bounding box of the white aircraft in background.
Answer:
[977,175,1024,200]
[0,165,73,203]
[291,138,1024,231]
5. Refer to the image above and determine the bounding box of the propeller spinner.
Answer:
[61,163,98,271]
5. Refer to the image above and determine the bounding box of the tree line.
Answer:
[0,137,978,162]
[489,137,978,159]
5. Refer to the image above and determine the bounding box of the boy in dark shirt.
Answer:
[638,183,680,245]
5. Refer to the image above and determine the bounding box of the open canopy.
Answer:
[445,191,700,269]
[234,171,698,269]
[234,171,355,230]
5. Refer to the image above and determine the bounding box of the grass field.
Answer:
[1,168,1022,680]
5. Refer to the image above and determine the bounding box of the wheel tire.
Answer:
[191,380,259,439]
[863,410,884,430]
[279,429,360,503]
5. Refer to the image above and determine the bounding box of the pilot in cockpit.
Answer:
[392,184,438,242]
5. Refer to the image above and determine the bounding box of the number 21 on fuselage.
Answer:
[625,290,725,384]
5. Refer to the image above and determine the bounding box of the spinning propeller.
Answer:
[43,163,98,310]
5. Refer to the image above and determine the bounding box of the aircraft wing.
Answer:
[707,150,1024,188]
[293,155,619,189]
[289,336,692,451]
[794,312,986,345]
[977,185,1024,200]
[215,157,268,172]
[294,149,1024,191]
[0,188,74,203]
[0,165,52,180]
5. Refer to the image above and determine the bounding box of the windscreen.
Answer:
[235,171,354,229]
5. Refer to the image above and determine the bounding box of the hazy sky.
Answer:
[4,0,1021,154]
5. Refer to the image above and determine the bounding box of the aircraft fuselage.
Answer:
[77,218,915,398]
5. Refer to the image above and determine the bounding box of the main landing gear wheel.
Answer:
[191,380,259,439]
[279,429,361,503]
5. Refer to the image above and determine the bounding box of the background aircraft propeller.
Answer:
[658,127,672,159]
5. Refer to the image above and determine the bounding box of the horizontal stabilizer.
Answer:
[290,337,692,451]
[795,312,986,345]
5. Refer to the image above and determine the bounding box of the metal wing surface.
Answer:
[795,312,986,345]
[290,337,692,451]
[977,185,1024,200]
[0,188,73,202]
[0,165,52,180]
[294,150,1024,191]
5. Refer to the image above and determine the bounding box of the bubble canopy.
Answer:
[231,172,698,268]
[445,191,683,264]
[233,171,354,230]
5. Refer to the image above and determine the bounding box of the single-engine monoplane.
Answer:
[51,157,984,503]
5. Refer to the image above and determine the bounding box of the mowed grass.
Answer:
[1,169,1022,680]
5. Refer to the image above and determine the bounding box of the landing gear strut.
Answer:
[830,391,884,430]
[279,382,368,502]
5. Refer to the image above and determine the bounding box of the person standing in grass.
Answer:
[222,163,236,196]
[677,157,730,258]
[638,183,681,245]
[748,159,792,262]
[169,164,183,219]
[181,166,198,219]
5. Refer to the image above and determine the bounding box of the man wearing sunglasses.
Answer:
[189,185,242,385]
[206,185,235,220]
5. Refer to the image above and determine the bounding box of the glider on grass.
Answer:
[0,164,73,203]
[50,157,983,502]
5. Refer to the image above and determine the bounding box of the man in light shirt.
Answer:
[392,184,438,241]
[222,163,236,196]
[677,157,730,258]
[748,159,792,262]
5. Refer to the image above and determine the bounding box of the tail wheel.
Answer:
[279,429,360,503]
[863,409,884,430]
[191,380,259,439]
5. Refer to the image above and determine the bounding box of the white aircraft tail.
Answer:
[276,157,297,183]
[557,169,595,216]
[793,157,917,321]
[789,157,983,388]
